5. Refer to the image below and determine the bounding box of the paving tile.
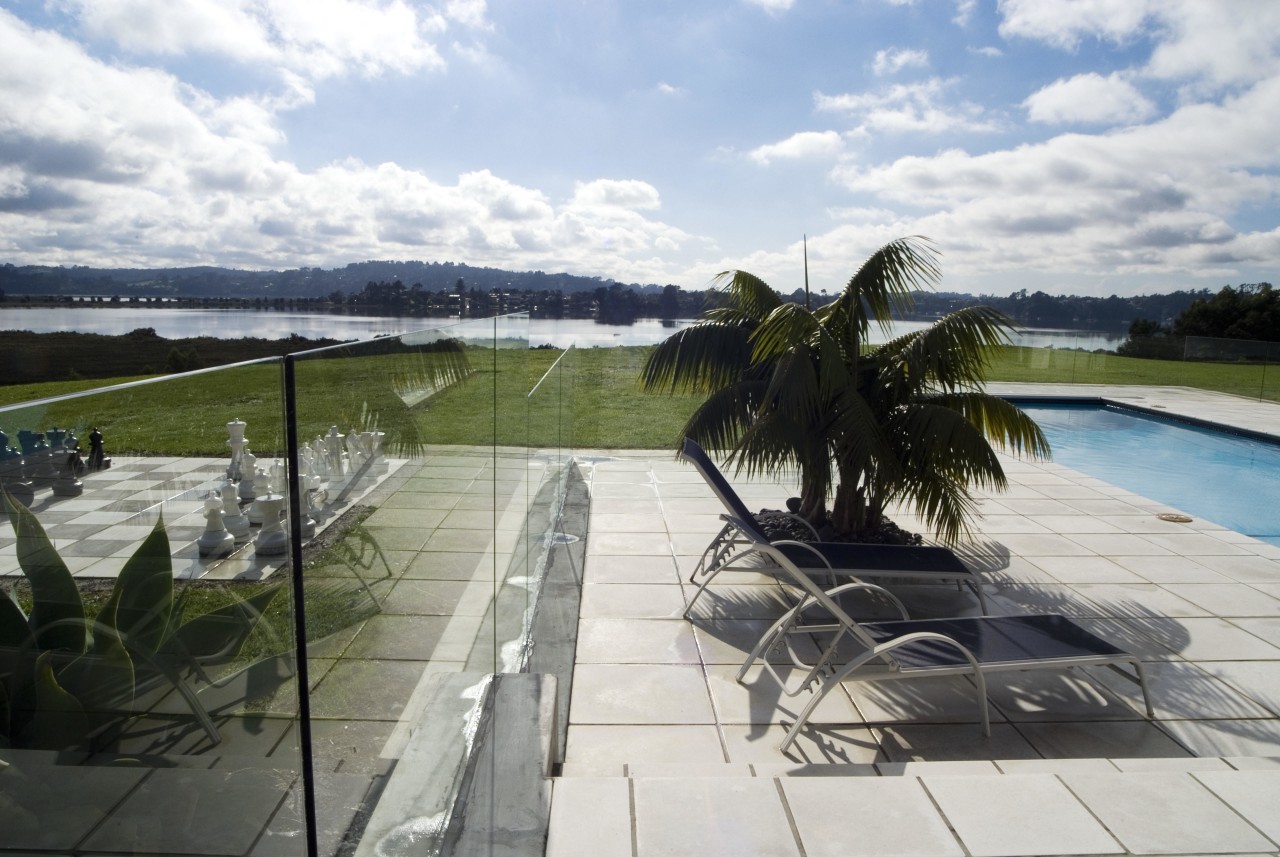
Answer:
[628,762,752,777]
[1016,719,1192,759]
[565,724,725,764]
[924,773,1122,857]
[1192,554,1280,583]
[1193,769,1280,844]
[1128,616,1280,661]
[586,531,672,555]
[684,582,793,620]
[876,723,1040,762]
[1230,617,1280,647]
[751,762,879,777]
[690,617,822,665]
[1198,661,1280,716]
[1114,554,1233,584]
[848,674,1009,726]
[577,618,702,664]
[1161,583,1280,618]
[1152,718,1280,758]
[877,759,1001,776]
[994,758,1118,774]
[569,663,715,724]
[1091,659,1277,722]
[1031,554,1146,583]
[580,582,687,619]
[589,512,670,533]
[633,777,800,857]
[585,554,681,584]
[782,776,964,857]
[1062,771,1276,854]
[1110,756,1232,771]
[707,663,864,726]
[718,723,884,765]
[985,669,1136,721]
[546,777,631,857]
[1071,583,1208,618]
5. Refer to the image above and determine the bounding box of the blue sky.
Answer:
[1,0,1277,297]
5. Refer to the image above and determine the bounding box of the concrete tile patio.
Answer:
[547,385,1280,857]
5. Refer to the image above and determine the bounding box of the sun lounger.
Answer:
[734,540,1152,752]
[679,437,988,614]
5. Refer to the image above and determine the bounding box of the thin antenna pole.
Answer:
[803,235,811,310]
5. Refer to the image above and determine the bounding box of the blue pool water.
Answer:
[1013,403,1280,547]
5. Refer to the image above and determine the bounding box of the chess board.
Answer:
[1,454,406,583]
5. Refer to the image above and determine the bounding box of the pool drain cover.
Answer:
[1157,513,1194,523]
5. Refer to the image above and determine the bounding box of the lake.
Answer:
[0,306,1126,351]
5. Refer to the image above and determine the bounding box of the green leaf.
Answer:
[0,588,33,648]
[4,491,86,654]
[160,584,283,662]
[61,621,136,721]
[30,652,90,750]
[98,514,174,654]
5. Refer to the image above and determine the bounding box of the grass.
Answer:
[0,344,1273,458]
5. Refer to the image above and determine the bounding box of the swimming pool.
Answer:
[1012,401,1280,548]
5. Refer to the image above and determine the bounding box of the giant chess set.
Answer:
[0,420,406,582]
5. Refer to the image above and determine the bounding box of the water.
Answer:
[0,306,1125,350]
[1016,402,1280,547]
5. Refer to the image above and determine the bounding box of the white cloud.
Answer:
[1025,72,1157,125]
[827,72,1280,282]
[997,0,1155,51]
[748,131,844,165]
[873,47,929,76]
[656,81,684,96]
[0,11,693,281]
[816,79,1000,134]
[999,0,1280,91]
[743,0,795,13]
[953,0,979,27]
[58,0,448,80]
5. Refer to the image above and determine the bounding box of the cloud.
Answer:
[997,0,1155,51]
[872,48,929,76]
[826,72,1280,283]
[0,11,694,282]
[1025,72,1157,125]
[816,78,1001,134]
[742,0,795,13]
[58,0,448,80]
[748,131,845,165]
[999,0,1280,91]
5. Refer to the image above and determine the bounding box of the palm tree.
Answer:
[640,236,1049,543]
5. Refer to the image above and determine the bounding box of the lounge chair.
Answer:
[678,437,988,615]
[734,539,1152,752]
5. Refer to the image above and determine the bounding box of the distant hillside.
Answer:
[0,260,669,300]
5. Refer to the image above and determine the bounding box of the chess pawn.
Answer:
[253,494,288,556]
[311,438,330,482]
[324,427,345,478]
[238,451,258,502]
[220,480,251,542]
[267,460,287,496]
[366,431,388,473]
[197,495,235,558]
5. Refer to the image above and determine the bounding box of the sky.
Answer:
[1,0,1278,298]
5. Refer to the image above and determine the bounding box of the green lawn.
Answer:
[0,344,1273,457]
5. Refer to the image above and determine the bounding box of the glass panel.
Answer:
[0,360,306,857]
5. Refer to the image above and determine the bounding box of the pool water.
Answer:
[1014,403,1280,548]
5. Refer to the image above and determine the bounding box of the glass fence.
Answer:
[998,331,1279,402]
[0,314,582,856]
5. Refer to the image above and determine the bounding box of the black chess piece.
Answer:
[87,426,106,471]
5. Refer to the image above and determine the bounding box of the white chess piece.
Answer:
[238,451,258,502]
[324,427,345,478]
[197,495,235,558]
[253,494,288,556]
[220,480,251,542]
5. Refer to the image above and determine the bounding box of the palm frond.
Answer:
[825,236,940,339]
[712,270,785,319]
[918,391,1052,459]
[681,378,770,454]
[639,321,754,394]
[875,305,1015,394]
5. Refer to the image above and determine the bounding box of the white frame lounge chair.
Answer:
[678,437,989,615]
[733,539,1153,753]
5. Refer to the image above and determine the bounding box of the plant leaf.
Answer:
[99,514,174,655]
[30,652,90,750]
[4,492,86,654]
